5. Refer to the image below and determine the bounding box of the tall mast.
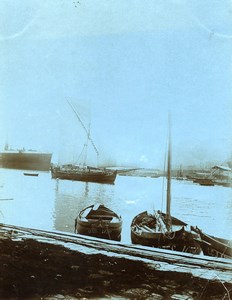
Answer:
[67,100,99,160]
[166,115,172,231]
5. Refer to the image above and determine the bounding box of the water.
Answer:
[0,169,231,243]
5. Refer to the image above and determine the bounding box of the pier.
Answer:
[0,223,231,299]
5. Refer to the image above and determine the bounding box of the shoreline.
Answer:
[0,224,231,299]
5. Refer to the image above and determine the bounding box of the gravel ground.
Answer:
[0,238,231,299]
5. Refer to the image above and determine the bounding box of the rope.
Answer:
[67,100,99,157]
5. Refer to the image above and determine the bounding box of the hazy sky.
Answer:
[0,0,232,168]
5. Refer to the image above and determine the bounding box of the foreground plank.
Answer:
[0,223,231,299]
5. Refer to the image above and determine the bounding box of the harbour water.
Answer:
[0,169,231,243]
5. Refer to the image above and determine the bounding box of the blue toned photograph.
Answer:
[0,1,231,299]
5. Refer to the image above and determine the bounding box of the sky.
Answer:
[0,0,232,169]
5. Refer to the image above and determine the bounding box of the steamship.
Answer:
[0,144,52,171]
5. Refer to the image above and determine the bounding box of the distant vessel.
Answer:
[51,101,117,185]
[23,172,39,177]
[51,164,117,185]
[0,144,52,171]
[194,178,214,186]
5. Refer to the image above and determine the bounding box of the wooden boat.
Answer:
[23,172,39,177]
[191,227,232,258]
[51,165,117,185]
[51,101,117,185]
[75,204,122,241]
[194,178,214,186]
[131,211,200,253]
[131,117,201,254]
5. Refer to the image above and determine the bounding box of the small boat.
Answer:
[194,178,214,186]
[191,227,232,258]
[75,204,122,241]
[131,117,201,254]
[23,172,39,177]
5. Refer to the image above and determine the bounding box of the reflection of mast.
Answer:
[84,182,89,197]
[67,100,99,163]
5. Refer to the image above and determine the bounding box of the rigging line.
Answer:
[161,129,168,212]
[67,100,99,157]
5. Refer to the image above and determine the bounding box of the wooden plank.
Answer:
[0,223,231,283]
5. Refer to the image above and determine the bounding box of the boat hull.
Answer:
[0,151,52,171]
[76,220,122,241]
[192,227,232,258]
[131,211,200,254]
[51,166,117,185]
[23,173,39,177]
[75,204,122,241]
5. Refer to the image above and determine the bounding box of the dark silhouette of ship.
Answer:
[0,144,52,171]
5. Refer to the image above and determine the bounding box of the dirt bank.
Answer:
[0,238,231,299]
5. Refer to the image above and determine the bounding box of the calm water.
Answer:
[0,169,231,243]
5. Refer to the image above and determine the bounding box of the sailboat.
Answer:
[51,101,117,185]
[176,165,184,180]
[130,118,200,253]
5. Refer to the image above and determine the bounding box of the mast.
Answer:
[166,115,172,231]
[67,100,99,162]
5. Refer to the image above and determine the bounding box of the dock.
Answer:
[0,223,231,299]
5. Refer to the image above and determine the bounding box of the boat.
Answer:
[186,171,211,183]
[51,164,117,184]
[191,227,232,258]
[131,117,201,254]
[0,144,52,171]
[194,178,214,186]
[75,203,122,241]
[23,172,39,177]
[176,165,184,180]
[51,101,117,185]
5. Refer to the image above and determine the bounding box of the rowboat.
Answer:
[23,173,39,177]
[75,204,122,241]
[191,227,232,258]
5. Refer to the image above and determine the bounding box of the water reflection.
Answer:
[0,169,231,243]
[53,179,117,233]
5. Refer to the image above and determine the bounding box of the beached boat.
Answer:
[0,144,52,171]
[51,101,117,185]
[75,204,122,241]
[192,227,232,258]
[131,118,201,254]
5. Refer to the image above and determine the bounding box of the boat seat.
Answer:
[86,215,113,221]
